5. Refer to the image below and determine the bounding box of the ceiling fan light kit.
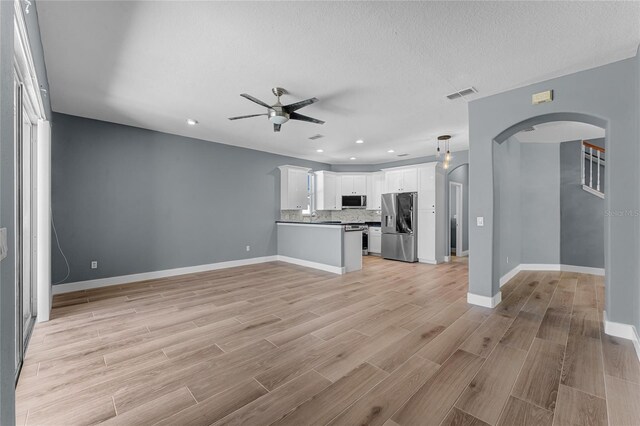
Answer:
[228,87,325,132]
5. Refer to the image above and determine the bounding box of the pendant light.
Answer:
[438,135,452,169]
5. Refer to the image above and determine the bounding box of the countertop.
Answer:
[276,221,381,227]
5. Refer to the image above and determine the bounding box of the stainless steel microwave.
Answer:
[342,195,367,209]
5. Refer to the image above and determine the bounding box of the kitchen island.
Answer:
[276,221,363,274]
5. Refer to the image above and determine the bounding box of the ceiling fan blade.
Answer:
[284,97,319,112]
[228,113,268,120]
[289,112,325,125]
[240,93,272,109]
[273,123,281,132]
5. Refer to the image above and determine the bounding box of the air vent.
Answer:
[521,126,536,132]
[446,87,478,101]
[397,153,410,157]
[308,134,324,140]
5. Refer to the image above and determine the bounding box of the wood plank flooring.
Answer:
[16,257,640,425]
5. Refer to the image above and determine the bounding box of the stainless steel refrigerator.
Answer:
[381,192,418,262]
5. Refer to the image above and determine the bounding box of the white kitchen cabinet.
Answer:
[366,172,384,210]
[416,162,446,264]
[278,165,310,210]
[369,226,382,254]
[341,174,367,196]
[383,167,418,193]
[315,171,342,210]
[417,210,435,261]
[385,170,403,193]
[402,168,418,192]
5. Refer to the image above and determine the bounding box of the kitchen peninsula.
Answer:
[276,221,363,274]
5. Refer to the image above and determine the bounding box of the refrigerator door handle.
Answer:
[385,215,394,227]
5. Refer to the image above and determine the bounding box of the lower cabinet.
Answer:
[369,227,382,254]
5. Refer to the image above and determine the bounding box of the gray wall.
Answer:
[493,137,522,278]
[448,164,469,253]
[520,143,561,265]
[0,2,16,422]
[561,139,605,269]
[469,54,639,332]
[277,225,343,267]
[51,113,329,284]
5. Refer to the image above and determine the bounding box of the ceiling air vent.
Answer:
[308,134,324,140]
[397,153,410,157]
[446,87,478,101]
[521,126,536,132]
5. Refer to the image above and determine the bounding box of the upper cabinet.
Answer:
[278,165,310,210]
[341,175,367,196]
[366,172,384,210]
[384,167,418,193]
[315,171,342,210]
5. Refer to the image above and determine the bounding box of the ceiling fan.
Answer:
[228,87,325,132]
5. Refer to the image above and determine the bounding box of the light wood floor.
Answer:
[17,257,640,426]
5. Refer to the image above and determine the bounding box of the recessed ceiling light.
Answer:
[316,149,324,153]
[186,118,198,125]
[388,149,395,153]
[350,157,356,160]
[355,140,364,144]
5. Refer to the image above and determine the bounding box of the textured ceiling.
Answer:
[37,1,639,164]
[513,121,605,144]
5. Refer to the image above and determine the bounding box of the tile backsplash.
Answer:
[281,209,381,223]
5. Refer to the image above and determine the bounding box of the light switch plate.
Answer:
[476,217,484,227]
[0,228,7,261]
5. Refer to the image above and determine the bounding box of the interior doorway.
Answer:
[449,181,463,256]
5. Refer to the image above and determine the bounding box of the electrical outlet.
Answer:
[246,245,251,252]
[476,216,484,227]
[507,256,509,264]
[91,260,98,269]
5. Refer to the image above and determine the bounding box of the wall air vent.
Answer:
[446,87,478,101]
[397,153,410,157]
[308,134,324,140]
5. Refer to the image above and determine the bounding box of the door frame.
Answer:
[449,181,464,258]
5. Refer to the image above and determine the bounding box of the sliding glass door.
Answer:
[15,77,38,379]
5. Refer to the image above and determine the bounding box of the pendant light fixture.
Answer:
[438,135,452,169]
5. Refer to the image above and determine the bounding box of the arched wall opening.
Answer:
[492,118,606,289]
[466,46,638,354]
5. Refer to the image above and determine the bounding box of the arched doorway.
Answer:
[492,119,606,290]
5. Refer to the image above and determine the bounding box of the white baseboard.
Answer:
[500,263,605,287]
[276,255,345,275]
[500,266,521,287]
[52,254,346,296]
[419,258,438,265]
[604,311,640,363]
[458,250,469,257]
[53,256,278,295]
[467,291,502,308]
